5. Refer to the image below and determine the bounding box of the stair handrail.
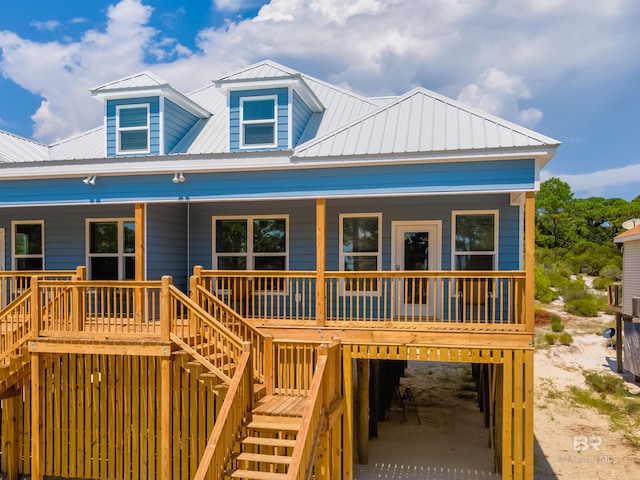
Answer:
[0,291,31,364]
[167,282,245,384]
[193,284,272,391]
[287,340,341,480]
[193,342,253,480]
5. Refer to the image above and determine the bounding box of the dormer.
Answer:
[215,61,324,152]
[91,72,210,157]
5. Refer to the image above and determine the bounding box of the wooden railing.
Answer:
[1,268,83,310]
[193,343,253,480]
[0,293,31,364]
[195,269,528,330]
[168,283,245,384]
[287,340,341,480]
[192,277,272,391]
[36,278,163,338]
[273,341,318,396]
[608,282,623,313]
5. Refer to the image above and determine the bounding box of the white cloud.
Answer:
[541,164,640,199]
[31,20,61,31]
[456,68,543,128]
[1,0,639,143]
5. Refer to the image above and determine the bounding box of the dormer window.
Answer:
[241,96,276,148]
[117,104,150,154]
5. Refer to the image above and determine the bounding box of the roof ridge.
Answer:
[48,125,104,147]
[0,128,47,147]
[90,70,168,92]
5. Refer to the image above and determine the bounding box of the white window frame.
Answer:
[240,95,277,149]
[212,215,289,271]
[116,104,150,154]
[11,220,44,270]
[86,218,135,280]
[451,210,499,271]
[339,213,382,295]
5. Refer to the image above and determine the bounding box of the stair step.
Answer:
[241,437,297,449]
[226,469,287,480]
[234,452,292,465]
[246,419,301,432]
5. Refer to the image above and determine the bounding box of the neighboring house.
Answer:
[614,225,640,381]
[0,60,560,480]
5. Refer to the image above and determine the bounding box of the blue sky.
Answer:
[1,0,639,200]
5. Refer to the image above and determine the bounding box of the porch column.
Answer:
[525,192,535,332]
[316,198,326,327]
[135,203,146,281]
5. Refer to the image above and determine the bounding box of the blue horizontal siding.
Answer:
[0,159,535,206]
[106,97,160,157]
[292,91,313,147]
[164,99,198,154]
[229,88,289,151]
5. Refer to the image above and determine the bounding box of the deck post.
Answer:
[71,275,83,332]
[525,192,535,332]
[264,335,274,395]
[342,346,353,480]
[31,353,42,480]
[356,358,369,464]
[160,276,171,343]
[30,276,41,338]
[134,203,146,281]
[4,393,19,480]
[316,198,326,327]
[160,357,171,480]
[615,312,623,373]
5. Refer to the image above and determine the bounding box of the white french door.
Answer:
[391,221,441,318]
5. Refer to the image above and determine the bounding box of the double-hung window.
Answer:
[214,216,288,271]
[240,97,277,148]
[87,219,135,280]
[339,214,381,292]
[12,221,44,270]
[116,104,149,154]
[452,211,498,270]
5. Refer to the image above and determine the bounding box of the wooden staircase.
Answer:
[226,395,307,480]
[0,345,30,398]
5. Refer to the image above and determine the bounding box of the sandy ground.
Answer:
[353,310,640,479]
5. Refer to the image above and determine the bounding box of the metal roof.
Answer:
[293,87,560,159]
[0,130,49,163]
[49,127,105,160]
[615,224,640,243]
[90,71,168,92]
[215,60,298,82]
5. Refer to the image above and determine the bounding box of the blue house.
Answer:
[0,60,560,480]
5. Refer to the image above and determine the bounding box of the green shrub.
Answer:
[599,264,622,281]
[543,333,559,345]
[551,319,565,332]
[558,332,573,345]
[551,313,561,323]
[591,276,613,290]
[565,298,599,317]
[560,277,590,303]
[584,371,626,396]
[535,265,558,303]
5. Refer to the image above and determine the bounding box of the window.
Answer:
[452,211,498,270]
[240,97,276,148]
[214,216,287,270]
[340,214,381,291]
[12,221,44,270]
[116,104,149,154]
[87,219,135,280]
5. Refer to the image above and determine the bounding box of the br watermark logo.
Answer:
[557,435,618,464]
[573,435,602,451]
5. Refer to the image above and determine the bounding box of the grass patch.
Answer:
[568,371,640,448]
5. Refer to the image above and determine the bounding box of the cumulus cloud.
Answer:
[456,68,543,128]
[1,0,639,143]
[541,164,640,199]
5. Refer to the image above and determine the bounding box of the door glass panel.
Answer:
[404,231,429,304]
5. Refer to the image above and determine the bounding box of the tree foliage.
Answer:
[534,178,640,310]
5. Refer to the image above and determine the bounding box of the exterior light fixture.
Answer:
[172,172,185,183]
[83,175,96,185]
